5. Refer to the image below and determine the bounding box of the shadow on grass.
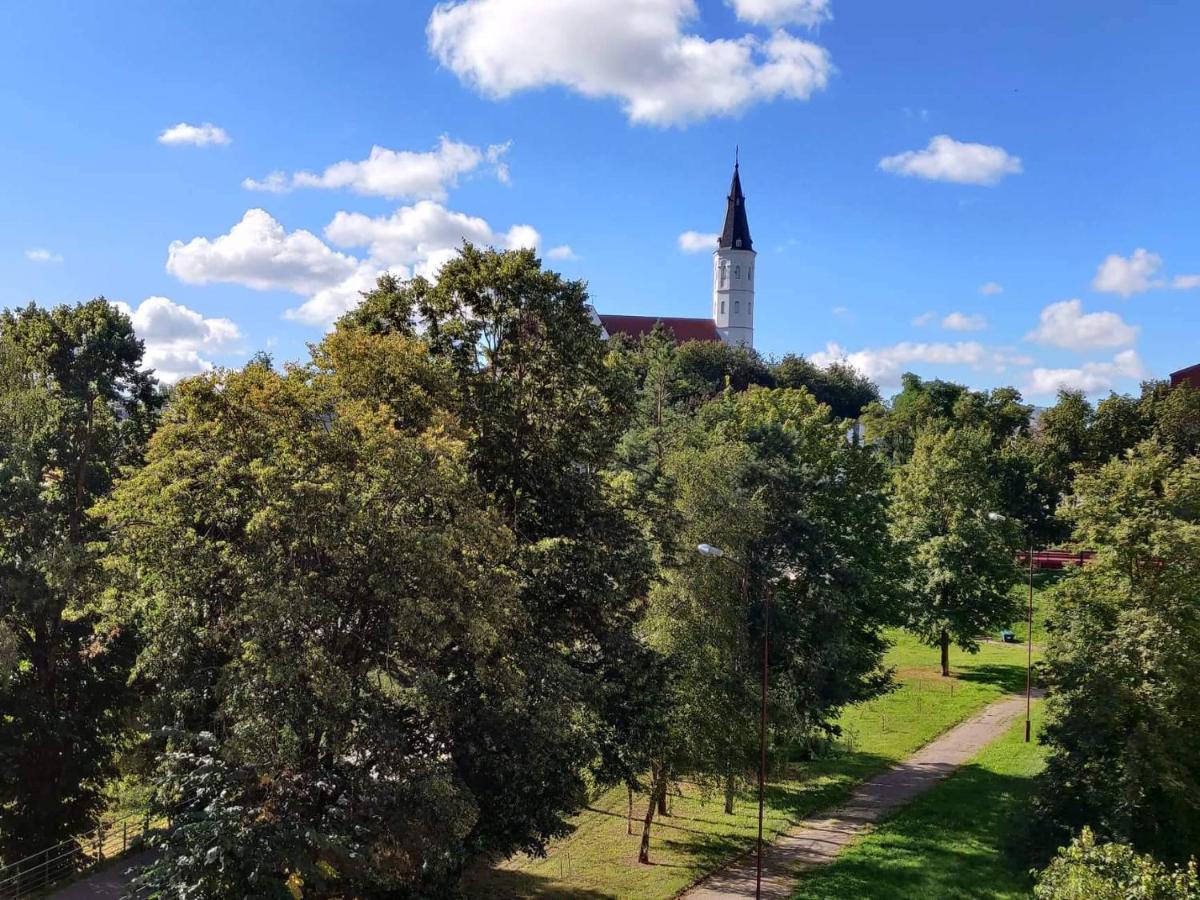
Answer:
[653,750,897,880]
[790,761,1037,900]
[463,867,620,899]
[956,663,1028,694]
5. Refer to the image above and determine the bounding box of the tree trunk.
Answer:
[657,785,669,817]
[939,629,950,677]
[638,770,668,864]
[627,786,633,835]
[724,773,736,815]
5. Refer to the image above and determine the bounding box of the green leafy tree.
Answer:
[1035,828,1200,899]
[341,247,658,877]
[891,426,1022,676]
[1034,442,1200,863]
[106,327,559,895]
[770,354,880,419]
[0,300,159,858]
[634,387,899,862]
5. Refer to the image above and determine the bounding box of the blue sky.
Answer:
[3,0,1198,400]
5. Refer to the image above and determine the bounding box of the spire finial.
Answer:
[735,145,739,168]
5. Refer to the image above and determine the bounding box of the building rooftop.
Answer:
[597,314,722,343]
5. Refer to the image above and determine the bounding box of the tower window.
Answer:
[749,301,753,313]
[749,267,753,282]
[734,265,740,279]
[734,300,740,313]
[735,239,742,248]
[720,300,725,313]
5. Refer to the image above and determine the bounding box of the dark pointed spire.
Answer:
[719,154,753,251]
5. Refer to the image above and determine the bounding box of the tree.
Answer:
[1035,828,1200,899]
[633,386,899,862]
[1034,442,1200,863]
[0,300,159,858]
[891,426,1022,676]
[771,354,879,419]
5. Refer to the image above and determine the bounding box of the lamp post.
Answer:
[697,542,770,900]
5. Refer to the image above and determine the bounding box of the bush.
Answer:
[1035,828,1200,899]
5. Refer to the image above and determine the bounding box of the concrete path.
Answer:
[683,691,1042,900]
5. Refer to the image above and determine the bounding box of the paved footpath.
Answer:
[683,691,1043,900]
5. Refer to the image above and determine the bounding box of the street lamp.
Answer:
[696,542,770,900]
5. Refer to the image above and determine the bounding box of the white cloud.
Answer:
[831,305,849,316]
[114,296,242,383]
[243,137,510,201]
[25,248,63,264]
[879,135,1022,186]
[979,281,1003,295]
[324,200,538,276]
[546,244,579,260]
[810,340,1030,388]
[157,122,231,147]
[1024,298,1138,350]
[169,202,543,328]
[1025,350,1145,396]
[284,262,404,327]
[427,0,833,126]
[911,311,936,327]
[1173,274,1200,290]
[1091,248,1163,297]
[678,230,719,253]
[167,209,359,294]
[729,0,831,27]
[941,311,987,331]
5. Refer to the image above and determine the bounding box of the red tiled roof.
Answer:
[598,314,722,343]
[1171,363,1200,388]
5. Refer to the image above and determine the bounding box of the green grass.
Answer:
[464,631,1037,899]
[790,704,1047,900]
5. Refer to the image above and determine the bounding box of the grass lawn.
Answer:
[463,631,1037,899]
[790,704,1047,900]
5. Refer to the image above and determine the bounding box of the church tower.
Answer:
[712,157,755,348]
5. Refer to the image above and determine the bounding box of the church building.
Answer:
[593,160,757,349]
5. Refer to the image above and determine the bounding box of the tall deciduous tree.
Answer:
[891,426,1021,676]
[1035,442,1200,864]
[634,386,898,862]
[106,330,534,895]
[0,300,159,858]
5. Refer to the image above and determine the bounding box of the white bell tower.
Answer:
[712,156,755,348]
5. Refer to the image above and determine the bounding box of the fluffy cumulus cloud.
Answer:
[911,311,936,327]
[879,135,1022,186]
[1026,350,1145,396]
[730,0,831,26]
[1174,274,1200,290]
[979,281,1003,295]
[157,122,231,147]
[1091,248,1163,297]
[427,0,833,126]
[810,340,1030,388]
[1024,299,1138,350]
[167,209,359,294]
[25,248,63,264]
[941,312,987,332]
[114,296,242,383]
[678,230,719,253]
[324,200,538,273]
[546,245,578,260]
[243,137,510,201]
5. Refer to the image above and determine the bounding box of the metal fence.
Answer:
[0,808,163,899]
